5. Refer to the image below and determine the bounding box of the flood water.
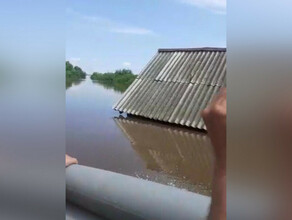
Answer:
[66,76,214,196]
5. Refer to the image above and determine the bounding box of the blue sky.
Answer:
[66,0,226,74]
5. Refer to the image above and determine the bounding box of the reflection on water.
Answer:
[92,80,129,93]
[66,77,213,196]
[114,117,214,195]
[66,79,84,89]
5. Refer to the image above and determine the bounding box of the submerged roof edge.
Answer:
[158,47,226,53]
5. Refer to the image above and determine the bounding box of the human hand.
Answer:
[202,88,226,171]
[202,88,226,220]
[66,154,78,167]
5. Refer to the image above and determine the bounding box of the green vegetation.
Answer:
[91,69,137,93]
[66,61,86,88]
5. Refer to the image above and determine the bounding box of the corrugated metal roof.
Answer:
[113,48,226,130]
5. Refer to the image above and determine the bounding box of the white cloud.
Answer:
[111,28,154,35]
[123,62,132,68]
[180,0,226,14]
[67,8,155,36]
[83,15,111,25]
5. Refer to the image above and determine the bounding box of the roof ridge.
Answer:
[158,47,226,53]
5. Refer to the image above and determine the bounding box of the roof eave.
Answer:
[158,47,226,53]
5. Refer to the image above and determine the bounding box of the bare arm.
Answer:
[202,88,226,220]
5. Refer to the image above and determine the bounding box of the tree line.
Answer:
[66,61,86,81]
[66,61,86,88]
[66,61,137,92]
[90,69,137,92]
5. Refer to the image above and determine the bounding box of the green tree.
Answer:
[91,69,137,92]
[66,61,86,88]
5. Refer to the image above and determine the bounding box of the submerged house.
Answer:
[113,47,226,130]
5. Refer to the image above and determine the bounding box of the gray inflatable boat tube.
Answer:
[66,165,211,220]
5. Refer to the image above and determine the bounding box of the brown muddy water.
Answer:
[66,77,214,196]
